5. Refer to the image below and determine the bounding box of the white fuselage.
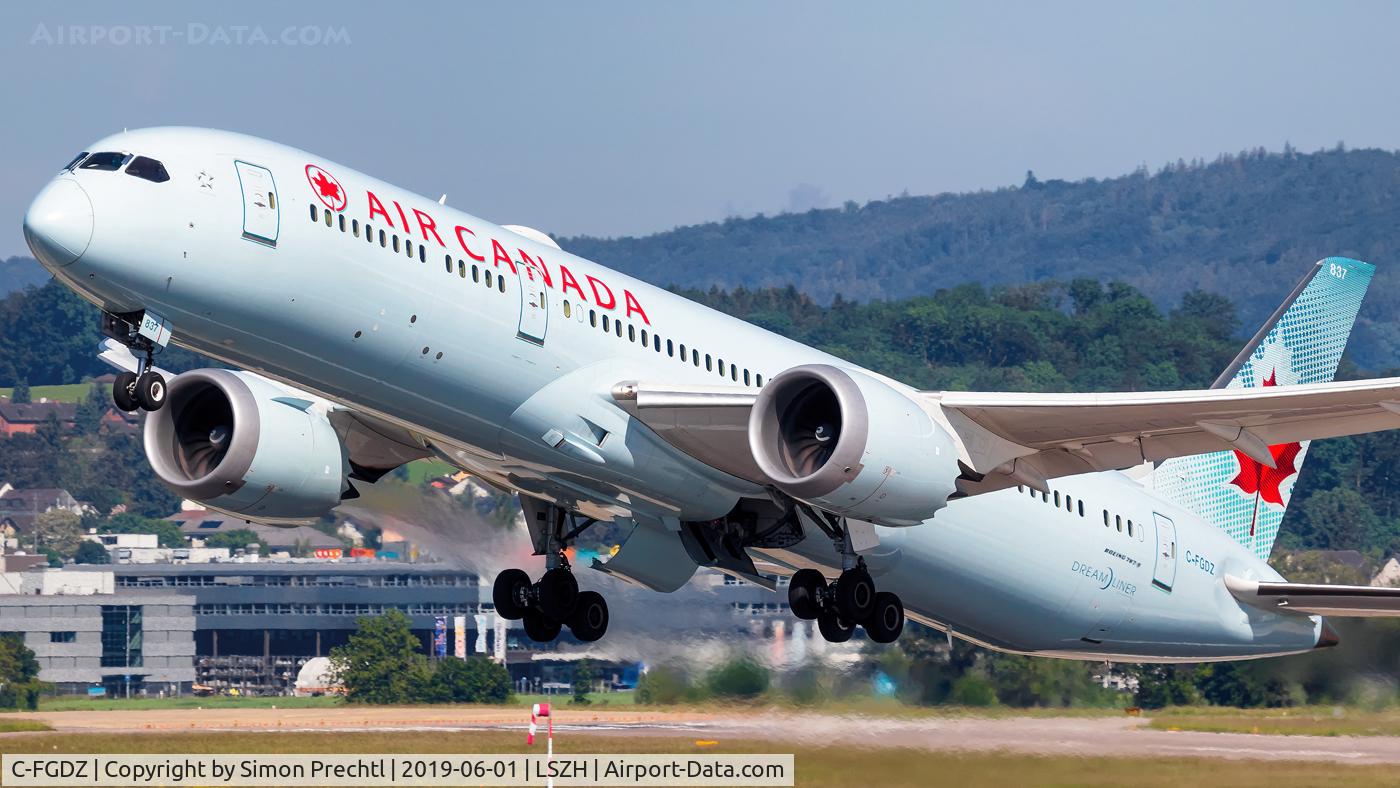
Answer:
[25,127,1324,661]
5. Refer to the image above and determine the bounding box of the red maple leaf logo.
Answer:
[304,164,347,211]
[1228,369,1303,526]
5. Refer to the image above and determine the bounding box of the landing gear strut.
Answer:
[788,506,905,644]
[102,310,168,413]
[492,504,609,643]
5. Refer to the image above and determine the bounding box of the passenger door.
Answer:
[1152,513,1178,592]
[515,261,548,345]
[234,161,279,246]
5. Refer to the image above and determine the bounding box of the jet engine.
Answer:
[143,369,350,523]
[748,364,959,526]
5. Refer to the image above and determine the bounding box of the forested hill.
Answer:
[562,145,1400,370]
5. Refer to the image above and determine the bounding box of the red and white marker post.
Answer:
[527,702,553,787]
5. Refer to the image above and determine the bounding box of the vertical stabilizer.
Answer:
[1152,258,1374,559]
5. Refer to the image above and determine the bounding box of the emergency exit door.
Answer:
[235,161,279,246]
[516,262,548,345]
[1152,513,1177,592]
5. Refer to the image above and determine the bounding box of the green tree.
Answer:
[0,633,43,710]
[32,509,82,556]
[705,656,770,700]
[73,540,110,564]
[572,658,598,704]
[10,379,29,404]
[427,657,513,704]
[329,610,429,704]
[635,665,694,705]
[201,529,269,553]
[1132,665,1197,709]
[73,383,104,436]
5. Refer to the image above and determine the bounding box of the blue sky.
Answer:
[5,1,1400,258]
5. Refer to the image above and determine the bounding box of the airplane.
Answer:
[21,126,1400,662]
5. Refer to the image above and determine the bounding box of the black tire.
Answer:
[135,371,167,411]
[536,567,579,620]
[817,608,855,643]
[863,591,905,644]
[787,568,826,620]
[112,371,139,412]
[834,567,876,622]
[492,568,531,620]
[522,610,562,643]
[567,591,609,642]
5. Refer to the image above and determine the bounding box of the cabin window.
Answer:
[1115,515,1123,533]
[693,349,700,366]
[756,374,764,387]
[392,235,400,253]
[418,244,426,263]
[125,156,170,183]
[353,219,360,238]
[1053,491,1061,507]
[628,325,636,342]
[718,359,726,377]
[602,315,610,332]
[1077,501,1084,517]
[338,213,346,232]
[1103,510,1109,526]
[640,329,648,346]
[379,229,386,247]
[472,265,480,282]
[666,339,674,357]
[444,255,453,274]
[325,209,334,227]
[744,369,751,386]
[485,270,494,288]
[615,320,623,337]
[590,310,598,328]
[654,335,662,352]
[705,354,713,372]
[1127,521,1134,537]
[498,276,506,293]
[563,300,572,319]
[310,204,319,223]
[731,365,739,381]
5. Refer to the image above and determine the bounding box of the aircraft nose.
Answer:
[23,178,93,267]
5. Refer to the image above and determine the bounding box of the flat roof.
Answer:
[55,562,477,577]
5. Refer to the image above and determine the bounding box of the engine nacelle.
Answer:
[749,364,958,526]
[143,369,349,524]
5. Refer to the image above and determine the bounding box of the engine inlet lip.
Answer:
[749,363,868,499]
[142,369,260,501]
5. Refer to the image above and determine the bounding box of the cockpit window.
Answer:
[125,156,170,183]
[79,151,130,171]
[62,152,88,172]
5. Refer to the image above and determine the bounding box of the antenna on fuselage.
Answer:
[438,194,447,205]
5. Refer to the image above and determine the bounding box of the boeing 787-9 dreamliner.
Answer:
[23,128,1400,660]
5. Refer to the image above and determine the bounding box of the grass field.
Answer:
[403,458,457,485]
[0,382,93,403]
[1149,705,1400,737]
[0,719,50,733]
[38,695,344,712]
[0,730,1394,787]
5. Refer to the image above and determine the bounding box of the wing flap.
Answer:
[1226,574,1400,617]
[933,378,1400,495]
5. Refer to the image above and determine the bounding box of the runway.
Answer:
[7,707,1400,765]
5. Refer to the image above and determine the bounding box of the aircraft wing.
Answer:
[615,376,1400,496]
[1226,575,1400,617]
[933,377,1400,495]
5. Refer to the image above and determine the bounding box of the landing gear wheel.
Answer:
[788,569,826,620]
[567,591,609,642]
[492,568,531,620]
[112,371,139,413]
[863,591,905,644]
[135,371,166,411]
[522,610,562,643]
[536,567,580,621]
[817,608,856,643]
[834,567,876,622]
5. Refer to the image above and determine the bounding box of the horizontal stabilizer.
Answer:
[1226,574,1400,617]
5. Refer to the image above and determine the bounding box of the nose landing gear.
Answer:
[102,310,170,413]
[491,504,610,643]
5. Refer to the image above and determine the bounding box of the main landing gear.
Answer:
[102,310,168,413]
[491,504,609,643]
[789,506,905,644]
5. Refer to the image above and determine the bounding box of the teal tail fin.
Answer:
[1152,258,1375,559]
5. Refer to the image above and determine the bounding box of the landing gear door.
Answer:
[516,261,548,345]
[1152,513,1177,592]
[234,161,279,247]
